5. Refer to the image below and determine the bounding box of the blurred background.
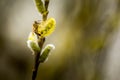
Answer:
[0,0,120,80]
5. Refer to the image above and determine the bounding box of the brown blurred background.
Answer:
[0,0,120,80]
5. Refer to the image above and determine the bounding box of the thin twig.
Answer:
[32,0,50,80]
[42,0,49,21]
[32,38,45,80]
[32,52,41,80]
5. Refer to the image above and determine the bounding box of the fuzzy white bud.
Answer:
[39,44,55,62]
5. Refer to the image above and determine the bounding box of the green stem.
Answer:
[42,0,49,21]
[42,11,49,21]
[44,0,49,10]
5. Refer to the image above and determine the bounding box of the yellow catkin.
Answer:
[37,18,56,37]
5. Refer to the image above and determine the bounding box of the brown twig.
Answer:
[32,38,45,80]
[32,0,50,80]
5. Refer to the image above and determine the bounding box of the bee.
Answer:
[33,18,56,37]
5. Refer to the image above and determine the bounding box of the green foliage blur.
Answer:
[0,0,120,80]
